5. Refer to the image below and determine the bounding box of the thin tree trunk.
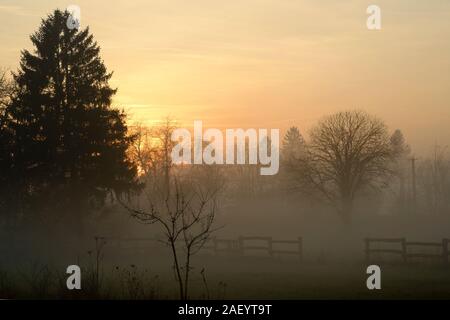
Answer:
[184,249,191,299]
[170,240,184,299]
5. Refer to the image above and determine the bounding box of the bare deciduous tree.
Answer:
[0,69,13,123]
[128,123,159,177]
[128,118,178,193]
[120,175,221,300]
[299,110,394,223]
[0,70,16,225]
[123,117,224,299]
[417,145,450,215]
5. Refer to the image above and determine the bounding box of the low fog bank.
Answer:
[2,193,449,268]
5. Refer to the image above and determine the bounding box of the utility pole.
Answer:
[410,156,417,206]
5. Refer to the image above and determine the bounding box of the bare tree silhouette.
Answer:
[298,110,394,223]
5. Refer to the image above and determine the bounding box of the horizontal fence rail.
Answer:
[96,235,303,260]
[237,236,303,260]
[96,235,448,264]
[365,238,450,263]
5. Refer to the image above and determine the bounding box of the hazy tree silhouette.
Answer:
[301,111,394,223]
[282,126,305,162]
[0,70,17,226]
[279,126,307,195]
[0,70,12,110]
[390,129,411,158]
[389,129,411,213]
[129,118,178,194]
[3,10,138,229]
[418,146,450,215]
[124,118,225,299]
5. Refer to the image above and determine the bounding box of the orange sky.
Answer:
[1,0,450,155]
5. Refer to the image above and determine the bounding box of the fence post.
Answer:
[267,237,273,257]
[298,237,303,261]
[443,239,449,264]
[364,238,370,263]
[401,238,407,263]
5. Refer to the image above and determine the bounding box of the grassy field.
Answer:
[174,255,450,299]
[2,253,450,299]
[200,263,450,299]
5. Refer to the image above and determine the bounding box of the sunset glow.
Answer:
[1,0,450,154]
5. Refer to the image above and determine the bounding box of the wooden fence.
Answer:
[97,236,303,260]
[365,238,450,263]
[98,235,449,264]
[233,236,302,260]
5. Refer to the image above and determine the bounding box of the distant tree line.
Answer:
[1,9,449,235]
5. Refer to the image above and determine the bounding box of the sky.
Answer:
[0,0,449,155]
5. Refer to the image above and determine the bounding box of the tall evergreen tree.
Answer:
[282,126,305,161]
[390,129,411,159]
[7,10,138,226]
